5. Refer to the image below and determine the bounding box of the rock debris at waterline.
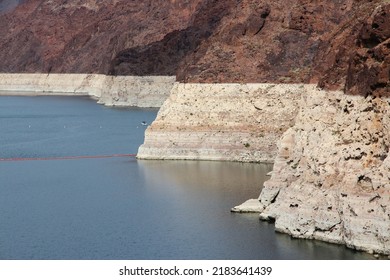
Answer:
[234,89,390,257]
[2,73,389,256]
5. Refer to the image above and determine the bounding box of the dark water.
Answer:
[0,96,374,260]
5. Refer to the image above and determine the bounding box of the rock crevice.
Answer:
[250,89,390,256]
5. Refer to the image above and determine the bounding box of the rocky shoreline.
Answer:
[1,73,389,256]
[234,88,390,256]
[0,73,175,107]
[138,82,302,162]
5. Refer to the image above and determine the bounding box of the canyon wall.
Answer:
[138,83,302,162]
[1,0,387,94]
[232,2,390,256]
[0,74,175,107]
[0,0,202,74]
[247,89,390,256]
[0,0,389,256]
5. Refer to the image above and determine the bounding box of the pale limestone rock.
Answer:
[231,199,264,213]
[258,89,390,256]
[0,73,175,107]
[138,83,304,162]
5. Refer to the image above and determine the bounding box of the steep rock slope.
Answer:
[1,0,388,94]
[255,89,390,256]
[0,0,202,73]
[233,3,390,256]
[112,0,363,84]
[1,0,389,256]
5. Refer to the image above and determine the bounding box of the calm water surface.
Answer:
[0,96,374,260]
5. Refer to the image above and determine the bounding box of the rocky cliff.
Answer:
[1,0,390,256]
[0,73,175,107]
[1,0,388,94]
[234,88,390,255]
[0,0,202,73]
[137,83,302,162]
[251,2,390,256]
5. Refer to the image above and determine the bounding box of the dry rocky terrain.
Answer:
[1,0,389,256]
[0,0,388,95]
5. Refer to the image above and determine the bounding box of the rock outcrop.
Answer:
[1,0,389,256]
[0,73,175,107]
[138,83,302,162]
[316,3,390,96]
[1,0,388,95]
[246,88,390,256]
[230,1,390,256]
[0,0,202,74]
[234,2,390,256]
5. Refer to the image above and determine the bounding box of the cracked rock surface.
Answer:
[258,89,390,255]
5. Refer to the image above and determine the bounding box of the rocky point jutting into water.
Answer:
[0,0,389,256]
[137,83,302,162]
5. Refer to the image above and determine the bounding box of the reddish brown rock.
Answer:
[175,0,356,84]
[316,1,390,96]
[0,0,202,73]
[346,5,390,97]
[0,0,388,96]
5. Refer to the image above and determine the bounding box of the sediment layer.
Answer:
[0,73,175,107]
[235,88,390,256]
[138,83,303,162]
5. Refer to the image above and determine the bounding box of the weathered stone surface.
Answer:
[258,89,390,256]
[0,73,175,107]
[0,0,202,74]
[1,0,389,256]
[231,199,264,213]
[316,1,390,97]
[346,5,390,97]
[1,0,388,96]
[138,83,303,162]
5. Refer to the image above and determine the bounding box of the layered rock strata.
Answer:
[0,73,175,107]
[138,83,303,162]
[235,89,390,255]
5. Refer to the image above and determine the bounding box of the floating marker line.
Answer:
[0,154,137,162]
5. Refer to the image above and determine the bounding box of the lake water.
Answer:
[0,95,374,260]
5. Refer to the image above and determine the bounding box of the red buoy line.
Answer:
[0,154,137,162]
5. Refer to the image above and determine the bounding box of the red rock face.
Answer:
[346,4,390,97]
[0,0,202,73]
[0,0,389,96]
[316,1,390,96]
[176,0,358,83]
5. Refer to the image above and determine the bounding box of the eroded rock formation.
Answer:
[137,83,302,162]
[1,0,388,94]
[1,0,389,256]
[253,89,390,255]
[0,0,202,73]
[232,2,390,256]
[0,73,175,107]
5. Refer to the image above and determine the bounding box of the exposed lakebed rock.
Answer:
[1,0,389,256]
[138,83,302,162]
[235,89,390,255]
